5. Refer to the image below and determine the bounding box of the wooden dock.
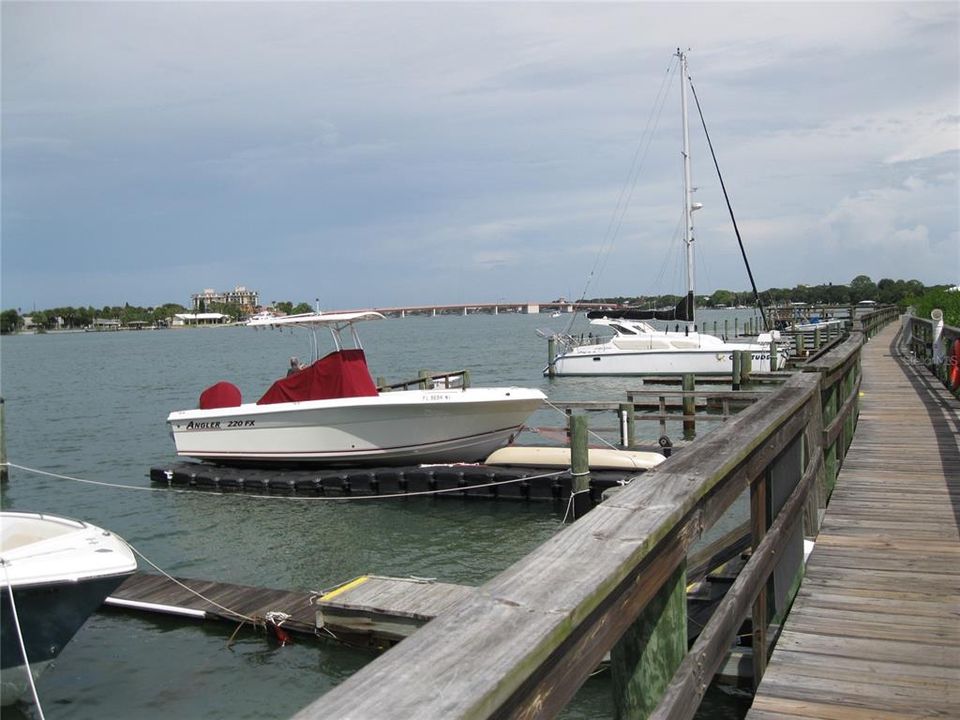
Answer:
[747,322,960,718]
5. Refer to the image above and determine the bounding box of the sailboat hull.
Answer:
[549,342,788,376]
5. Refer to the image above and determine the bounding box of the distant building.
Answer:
[191,286,259,313]
[172,313,232,327]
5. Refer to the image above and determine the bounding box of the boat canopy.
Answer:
[257,349,379,405]
[246,311,385,329]
[586,292,694,323]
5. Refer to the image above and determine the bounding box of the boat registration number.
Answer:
[424,393,452,402]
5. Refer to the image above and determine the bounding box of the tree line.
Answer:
[586,275,939,310]
[2,277,954,334]
[0,298,317,334]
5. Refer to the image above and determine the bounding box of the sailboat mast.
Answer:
[678,49,696,328]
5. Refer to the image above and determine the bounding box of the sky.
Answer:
[2,1,958,312]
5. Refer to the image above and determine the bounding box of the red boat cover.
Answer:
[199,381,243,409]
[257,349,379,405]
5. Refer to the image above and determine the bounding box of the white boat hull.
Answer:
[167,387,546,465]
[1,512,137,706]
[550,340,789,376]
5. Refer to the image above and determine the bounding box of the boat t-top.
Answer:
[167,311,546,465]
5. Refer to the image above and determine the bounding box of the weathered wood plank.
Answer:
[747,321,960,719]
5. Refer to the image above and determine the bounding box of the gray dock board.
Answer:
[746,322,960,718]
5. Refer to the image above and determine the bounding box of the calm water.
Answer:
[0,311,756,719]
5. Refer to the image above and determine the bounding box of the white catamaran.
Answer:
[167,311,545,465]
[547,50,788,377]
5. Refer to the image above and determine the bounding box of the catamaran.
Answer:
[546,50,788,377]
[167,311,545,465]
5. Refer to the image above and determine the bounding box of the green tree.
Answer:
[849,275,878,303]
[0,309,23,334]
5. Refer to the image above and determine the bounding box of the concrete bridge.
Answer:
[356,301,613,318]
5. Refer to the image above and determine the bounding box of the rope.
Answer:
[1,562,47,720]
[1,461,567,502]
[542,399,620,451]
[128,544,258,624]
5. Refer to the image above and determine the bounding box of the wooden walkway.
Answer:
[748,322,960,718]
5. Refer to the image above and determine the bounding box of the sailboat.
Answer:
[546,50,788,377]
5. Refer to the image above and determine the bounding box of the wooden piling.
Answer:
[682,374,696,439]
[547,337,557,378]
[0,397,7,484]
[569,414,591,519]
[418,370,432,389]
[732,352,742,391]
[741,352,753,386]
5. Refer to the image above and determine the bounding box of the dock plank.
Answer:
[747,323,960,718]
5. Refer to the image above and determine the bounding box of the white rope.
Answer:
[542,399,620,451]
[1,562,47,720]
[2,461,568,502]
[128,544,258,625]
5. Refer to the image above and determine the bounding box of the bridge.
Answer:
[291,306,958,719]
[358,301,611,317]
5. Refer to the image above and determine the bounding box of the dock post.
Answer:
[547,337,557,378]
[741,351,753,386]
[796,332,805,357]
[682,373,696,439]
[461,370,471,389]
[769,336,779,371]
[723,319,729,341]
[732,351,742,391]
[735,318,739,338]
[618,402,635,448]
[0,397,7,484]
[814,326,822,351]
[569,414,591,519]
[610,561,687,719]
[418,370,432,389]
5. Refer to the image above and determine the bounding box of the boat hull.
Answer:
[167,387,546,465]
[1,574,132,705]
[0,512,137,706]
[549,344,789,376]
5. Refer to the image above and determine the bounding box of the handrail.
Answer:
[903,313,960,396]
[292,313,895,720]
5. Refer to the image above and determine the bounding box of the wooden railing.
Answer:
[903,311,960,397]
[293,311,896,720]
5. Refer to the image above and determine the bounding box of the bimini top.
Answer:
[246,311,385,329]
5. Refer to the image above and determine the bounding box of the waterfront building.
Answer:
[191,286,259,313]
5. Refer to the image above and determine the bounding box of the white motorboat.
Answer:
[547,51,789,377]
[168,311,546,465]
[1,511,138,706]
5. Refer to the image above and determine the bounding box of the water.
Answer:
[0,310,756,719]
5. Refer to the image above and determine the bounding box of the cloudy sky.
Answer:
[2,1,958,311]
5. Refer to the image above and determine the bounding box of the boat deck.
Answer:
[747,323,960,718]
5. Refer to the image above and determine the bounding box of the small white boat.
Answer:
[168,311,546,465]
[1,511,137,706]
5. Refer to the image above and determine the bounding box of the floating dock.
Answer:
[149,461,651,504]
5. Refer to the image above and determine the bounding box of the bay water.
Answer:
[0,310,757,719]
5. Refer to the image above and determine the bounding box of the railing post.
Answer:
[814,326,821,351]
[418,369,432,389]
[569,414,591,519]
[750,471,769,688]
[611,561,687,720]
